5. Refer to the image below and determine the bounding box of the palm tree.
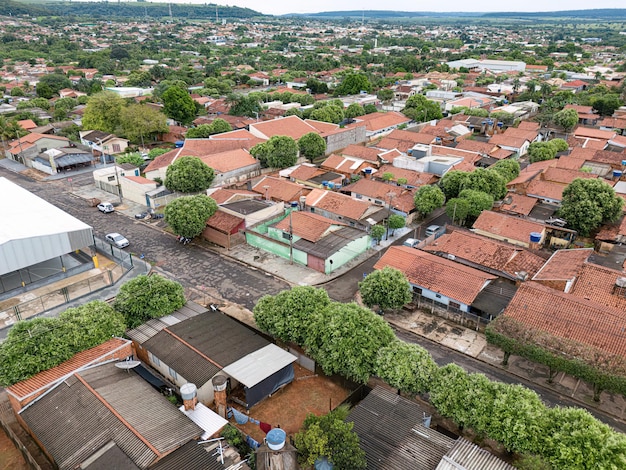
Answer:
[540,82,552,100]
[0,116,27,159]
[512,78,521,95]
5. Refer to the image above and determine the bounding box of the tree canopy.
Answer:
[113,274,186,329]
[553,108,578,133]
[558,178,624,236]
[164,194,217,239]
[0,301,125,386]
[491,159,520,182]
[298,132,326,163]
[375,340,438,395]
[119,103,168,143]
[439,170,469,199]
[164,156,215,193]
[334,73,372,96]
[402,94,443,122]
[414,185,445,216]
[252,135,299,168]
[162,85,197,125]
[359,267,412,311]
[82,91,125,133]
[294,406,366,469]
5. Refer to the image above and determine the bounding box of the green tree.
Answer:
[490,111,515,125]
[162,86,197,125]
[164,156,215,193]
[334,73,372,96]
[377,88,394,103]
[305,302,395,383]
[185,124,212,139]
[164,194,217,239]
[264,135,299,168]
[294,406,366,470]
[458,189,494,219]
[345,102,365,119]
[113,275,185,329]
[363,103,378,114]
[414,185,445,216]
[528,142,557,163]
[209,118,232,135]
[439,170,469,199]
[548,138,568,153]
[375,340,438,395]
[591,94,622,116]
[558,178,624,236]
[0,301,125,386]
[37,73,71,96]
[148,148,169,159]
[446,197,470,225]
[310,104,344,124]
[227,93,262,117]
[82,91,126,133]
[253,286,332,345]
[402,94,443,122]
[429,364,472,426]
[491,159,520,183]
[116,153,144,167]
[553,108,578,133]
[387,214,405,235]
[298,132,326,163]
[466,168,507,200]
[370,224,385,245]
[359,267,412,311]
[250,141,272,167]
[119,103,168,144]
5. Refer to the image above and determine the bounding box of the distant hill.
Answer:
[483,9,626,19]
[0,1,262,20]
[287,8,626,20]
[287,10,482,18]
[0,0,51,16]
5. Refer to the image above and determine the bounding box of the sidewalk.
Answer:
[384,309,626,426]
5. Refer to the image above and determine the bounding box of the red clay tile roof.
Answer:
[516,121,541,131]
[341,144,381,162]
[499,193,537,216]
[526,179,566,201]
[488,134,529,150]
[352,111,411,132]
[199,148,257,173]
[489,148,514,160]
[424,230,545,278]
[569,262,626,312]
[125,175,155,185]
[501,281,626,358]
[305,188,372,219]
[542,167,597,184]
[207,188,260,204]
[472,211,545,243]
[342,179,416,212]
[274,210,344,242]
[207,210,244,231]
[574,127,616,140]
[375,164,437,187]
[251,176,308,202]
[7,338,132,400]
[532,249,593,282]
[321,154,370,174]
[374,246,496,305]
[251,115,320,140]
[502,127,538,142]
[290,164,327,182]
[590,149,626,166]
[305,119,340,134]
[555,156,586,170]
[600,117,626,129]
[455,140,497,155]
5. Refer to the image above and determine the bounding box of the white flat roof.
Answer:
[0,177,93,275]
[222,344,297,388]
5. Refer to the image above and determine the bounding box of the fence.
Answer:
[0,239,134,329]
[413,293,492,332]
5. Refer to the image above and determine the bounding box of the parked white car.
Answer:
[105,232,129,249]
[97,202,114,213]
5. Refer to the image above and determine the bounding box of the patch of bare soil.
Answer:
[20,169,48,181]
[0,428,28,470]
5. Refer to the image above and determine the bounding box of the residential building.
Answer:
[472,211,546,248]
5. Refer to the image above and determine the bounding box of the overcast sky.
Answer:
[156,0,622,16]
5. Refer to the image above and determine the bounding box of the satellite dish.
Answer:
[115,360,141,370]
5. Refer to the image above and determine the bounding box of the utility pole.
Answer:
[289,201,297,265]
[385,191,396,241]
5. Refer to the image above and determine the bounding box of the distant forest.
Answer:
[0,1,261,19]
[298,9,626,20]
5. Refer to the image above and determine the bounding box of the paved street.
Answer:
[1,168,290,311]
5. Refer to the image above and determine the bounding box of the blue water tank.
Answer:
[175,140,184,148]
[622,160,626,167]
[328,182,335,189]
[322,181,328,187]
[613,170,623,178]
[364,168,373,175]
[267,429,286,451]
[530,232,542,243]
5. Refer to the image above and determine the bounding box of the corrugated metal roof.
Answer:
[222,344,296,388]
[80,441,140,470]
[126,302,206,344]
[179,402,228,440]
[293,226,366,259]
[143,332,221,386]
[81,364,202,454]
[165,311,269,367]
[20,374,157,470]
[148,440,224,470]
[436,438,515,470]
[347,386,454,469]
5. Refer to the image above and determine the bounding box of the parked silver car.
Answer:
[97,202,114,213]
[105,232,129,249]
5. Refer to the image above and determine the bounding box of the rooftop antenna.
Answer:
[169,2,173,19]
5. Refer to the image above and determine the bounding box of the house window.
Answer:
[112,144,121,153]
[310,207,315,213]
[282,232,292,241]
[355,194,363,199]
[435,294,442,299]
[149,352,160,366]
[374,200,383,205]
[450,301,460,309]
[413,287,422,295]
[169,367,177,380]
[107,175,115,182]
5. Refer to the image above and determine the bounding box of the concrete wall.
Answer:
[326,125,367,154]
[413,285,471,312]
[245,231,308,266]
[212,163,261,187]
[121,179,158,207]
[323,235,370,273]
